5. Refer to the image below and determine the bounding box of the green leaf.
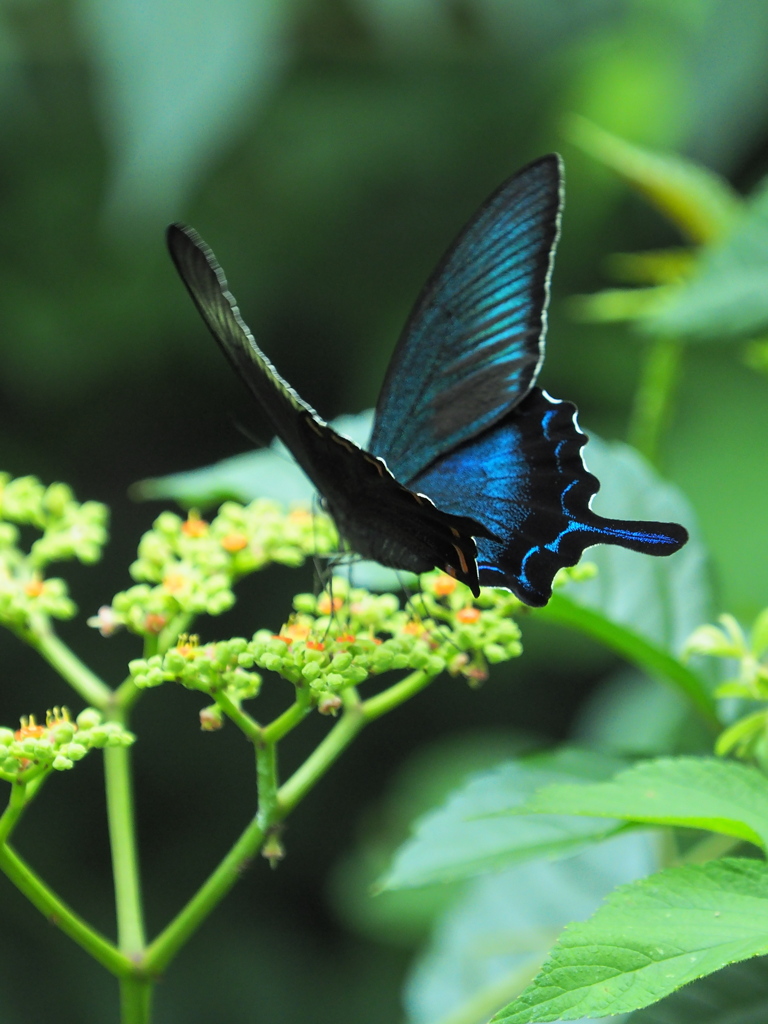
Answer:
[381,749,625,892]
[646,181,768,341]
[354,0,451,46]
[559,435,711,656]
[493,858,768,1022]
[629,954,768,1023]
[574,670,705,759]
[405,831,658,1024]
[525,756,768,851]
[569,285,674,324]
[567,116,742,244]
[752,609,768,659]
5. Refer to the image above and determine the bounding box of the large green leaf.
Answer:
[381,749,625,892]
[405,830,657,1024]
[573,669,707,759]
[525,756,768,852]
[494,858,768,1022]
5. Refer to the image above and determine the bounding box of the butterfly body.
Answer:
[167,154,687,607]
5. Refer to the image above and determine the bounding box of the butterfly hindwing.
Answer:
[370,155,563,482]
[409,387,688,606]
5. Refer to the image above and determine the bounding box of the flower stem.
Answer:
[104,741,146,956]
[26,619,112,708]
[215,690,261,742]
[119,976,154,1024]
[256,738,278,827]
[0,842,129,975]
[362,668,434,721]
[262,691,312,744]
[276,669,435,816]
[0,780,32,844]
[143,814,267,974]
[144,667,440,974]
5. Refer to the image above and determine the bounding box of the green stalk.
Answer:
[146,667,439,973]
[143,814,268,973]
[261,691,312,744]
[256,737,278,826]
[362,667,434,721]
[215,690,262,742]
[0,843,128,975]
[628,335,683,464]
[103,742,146,956]
[0,780,33,844]
[26,620,112,709]
[275,701,367,817]
[119,977,154,1024]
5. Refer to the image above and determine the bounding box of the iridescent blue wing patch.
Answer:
[370,155,562,482]
[409,388,688,606]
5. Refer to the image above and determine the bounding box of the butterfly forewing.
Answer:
[369,155,563,483]
[167,224,323,464]
[166,223,488,595]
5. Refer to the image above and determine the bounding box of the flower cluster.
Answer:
[128,574,524,717]
[129,635,262,704]
[101,501,339,638]
[0,474,108,630]
[0,707,135,782]
[685,608,768,760]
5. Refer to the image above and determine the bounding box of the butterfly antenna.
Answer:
[397,575,445,649]
[405,576,471,655]
[230,417,271,451]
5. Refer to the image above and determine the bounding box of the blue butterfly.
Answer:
[166,154,687,606]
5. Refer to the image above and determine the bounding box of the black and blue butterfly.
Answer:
[166,154,687,607]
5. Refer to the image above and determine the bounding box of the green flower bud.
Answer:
[261,653,284,673]
[62,742,87,761]
[76,708,102,730]
[206,590,235,616]
[154,511,183,536]
[42,482,74,517]
[0,522,20,547]
[50,721,76,744]
[301,662,321,682]
[128,659,149,679]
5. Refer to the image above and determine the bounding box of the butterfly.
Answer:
[166,154,688,606]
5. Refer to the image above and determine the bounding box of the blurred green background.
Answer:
[1,1,768,1021]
